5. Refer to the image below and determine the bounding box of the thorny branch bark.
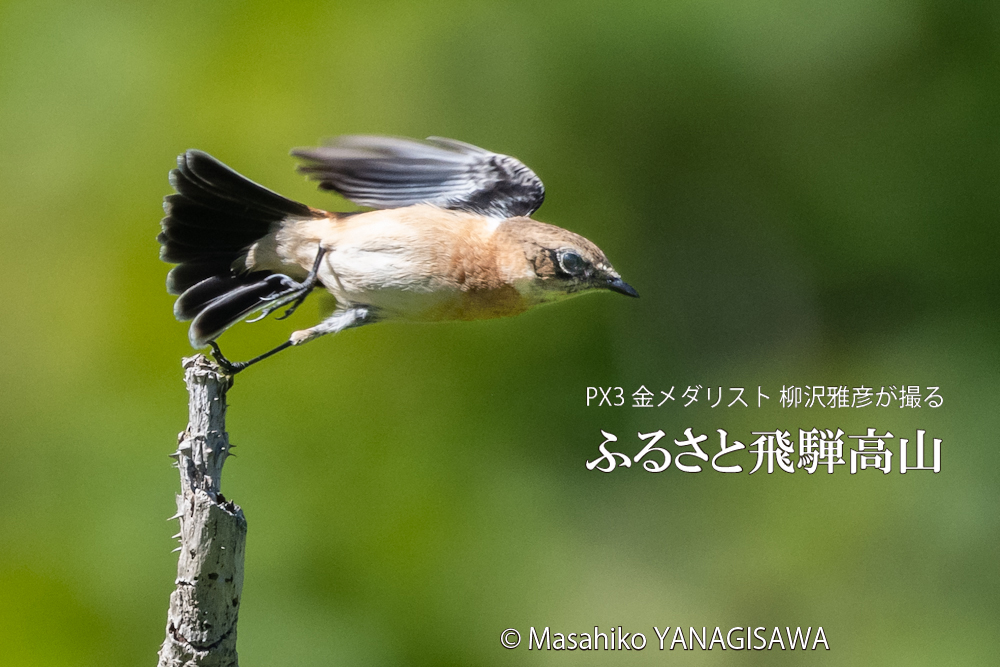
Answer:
[158,356,245,667]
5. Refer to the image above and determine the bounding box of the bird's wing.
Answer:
[291,135,545,218]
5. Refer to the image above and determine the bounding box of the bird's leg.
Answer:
[209,340,292,375]
[246,246,328,323]
[289,305,378,346]
[276,246,327,320]
[208,305,377,375]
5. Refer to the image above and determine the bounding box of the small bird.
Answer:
[159,135,638,373]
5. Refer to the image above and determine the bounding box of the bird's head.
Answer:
[498,219,638,305]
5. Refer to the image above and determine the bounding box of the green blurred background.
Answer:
[1,0,996,664]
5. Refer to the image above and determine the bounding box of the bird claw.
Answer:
[209,341,248,375]
[247,246,327,324]
[275,293,310,320]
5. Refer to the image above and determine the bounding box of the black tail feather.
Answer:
[159,150,319,344]
[165,259,235,296]
[170,150,313,219]
[173,271,275,321]
[159,151,313,273]
[188,274,298,347]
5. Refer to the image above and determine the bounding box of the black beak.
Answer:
[606,277,639,298]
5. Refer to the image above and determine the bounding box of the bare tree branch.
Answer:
[158,356,245,667]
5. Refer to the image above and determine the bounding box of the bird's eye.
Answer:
[558,250,586,275]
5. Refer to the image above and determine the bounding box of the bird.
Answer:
[158,135,638,373]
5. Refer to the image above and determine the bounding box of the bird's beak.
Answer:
[606,276,639,298]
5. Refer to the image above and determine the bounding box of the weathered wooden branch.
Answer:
[158,355,246,667]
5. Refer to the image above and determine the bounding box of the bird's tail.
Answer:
[158,150,319,347]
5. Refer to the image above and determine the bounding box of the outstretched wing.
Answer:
[291,135,545,218]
